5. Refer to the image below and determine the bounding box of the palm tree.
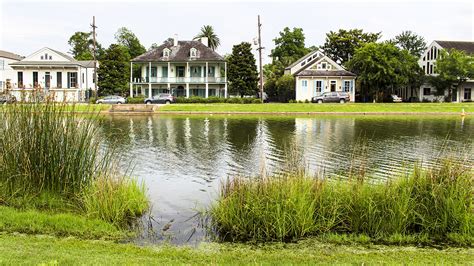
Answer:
[193,25,220,51]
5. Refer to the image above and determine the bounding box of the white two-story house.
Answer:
[130,37,227,98]
[285,50,356,102]
[8,47,97,102]
[0,50,23,93]
[417,40,474,102]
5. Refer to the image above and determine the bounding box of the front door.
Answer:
[330,81,336,92]
[45,72,51,89]
[452,89,457,102]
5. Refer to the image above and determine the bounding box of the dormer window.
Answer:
[322,62,327,69]
[190,48,197,58]
[163,48,170,58]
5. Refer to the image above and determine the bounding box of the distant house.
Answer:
[0,50,23,93]
[130,37,227,98]
[413,40,474,102]
[285,50,356,102]
[8,47,97,102]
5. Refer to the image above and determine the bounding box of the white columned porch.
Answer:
[186,83,189,98]
[205,62,209,98]
[148,62,152,97]
[129,62,133,97]
[224,62,228,98]
[168,62,171,94]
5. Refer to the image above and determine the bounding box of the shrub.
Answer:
[210,159,473,243]
[304,99,309,103]
[89,97,97,104]
[126,96,145,104]
[242,97,254,104]
[252,98,262,104]
[289,99,295,103]
[225,97,243,104]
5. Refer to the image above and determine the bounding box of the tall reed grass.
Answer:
[0,103,148,226]
[210,157,473,243]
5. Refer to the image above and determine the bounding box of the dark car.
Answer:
[311,92,350,104]
[144,93,176,104]
[0,94,16,104]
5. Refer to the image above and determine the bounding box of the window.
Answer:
[300,61,306,66]
[190,66,201,77]
[67,72,77,88]
[151,67,157,77]
[343,80,351,92]
[41,56,44,60]
[208,66,215,77]
[430,64,433,74]
[163,48,170,57]
[427,51,430,60]
[314,80,322,95]
[426,62,429,74]
[322,62,327,69]
[464,88,472,100]
[33,72,38,87]
[49,56,52,60]
[17,72,23,87]
[177,66,185,78]
[433,47,437,59]
[423,56,425,61]
[423,87,431,95]
[57,72,62,88]
[82,73,85,84]
[301,80,308,91]
[330,80,336,92]
[190,48,197,58]
[162,67,168,77]
[422,66,426,73]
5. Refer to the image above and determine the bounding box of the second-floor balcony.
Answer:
[133,77,227,84]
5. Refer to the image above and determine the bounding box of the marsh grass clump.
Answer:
[0,103,148,227]
[210,157,473,244]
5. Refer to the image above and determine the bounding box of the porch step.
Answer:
[109,104,155,113]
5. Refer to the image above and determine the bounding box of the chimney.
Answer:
[200,37,209,47]
[173,34,178,46]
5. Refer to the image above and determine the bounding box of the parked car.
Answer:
[0,94,16,104]
[96,95,126,104]
[144,94,176,104]
[311,92,350,103]
[391,94,403,103]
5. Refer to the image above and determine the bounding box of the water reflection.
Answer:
[98,115,473,245]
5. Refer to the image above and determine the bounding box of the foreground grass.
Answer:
[159,102,474,113]
[1,234,472,265]
[0,206,126,240]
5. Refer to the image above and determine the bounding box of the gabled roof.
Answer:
[434,41,474,54]
[132,40,224,62]
[9,47,96,68]
[296,70,356,77]
[285,49,320,70]
[0,50,23,61]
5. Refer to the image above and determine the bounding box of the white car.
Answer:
[96,95,126,104]
[391,95,402,103]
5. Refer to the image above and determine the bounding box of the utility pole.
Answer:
[91,16,98,96]
[257,15,264,102]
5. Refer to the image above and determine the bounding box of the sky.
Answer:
[0,0,472,64]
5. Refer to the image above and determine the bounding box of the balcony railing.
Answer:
[134,77,226,84]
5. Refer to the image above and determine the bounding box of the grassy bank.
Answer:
[0,103,148,228]
[1,234,472,265]
[159,102,474,113]
[211,159,473,244]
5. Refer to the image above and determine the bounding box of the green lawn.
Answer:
[158,102,474,113]
[1,234,472,265]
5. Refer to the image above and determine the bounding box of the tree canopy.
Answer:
[114,27,146,59]
[431,49,474,99]
[347,42,423,101]
[193,25,221,51]
[320,29,381,65]
[391,31,426,57]
[68,31,103,60]
[97,44,131,96]
[270,27,310,66]
[227,42,258,97]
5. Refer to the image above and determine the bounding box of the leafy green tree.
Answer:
[434,49,474,100]
[227,42,258,97]
[347,42,423,101]
[114,27,146,59]
[68,31,103,60]
[97,44,131,96]
[275,74,295,102]
[270,27,310,66]
[193,25,221,51]
[392,31,426,57]
[320,29,381,65]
